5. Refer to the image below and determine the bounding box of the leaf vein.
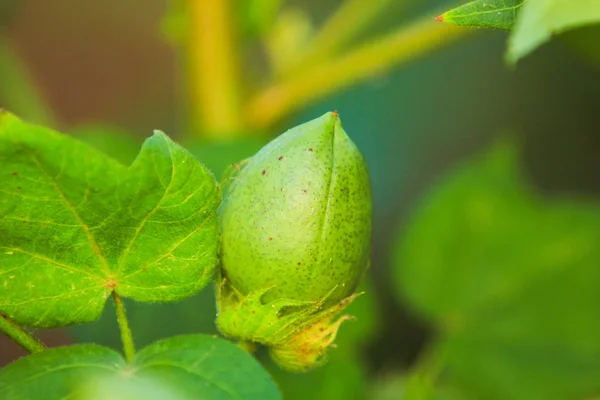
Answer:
[27,151,112,277]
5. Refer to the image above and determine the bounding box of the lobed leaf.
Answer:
[0,335,282,400]
[67,138,266,350]
[0,112,220,328]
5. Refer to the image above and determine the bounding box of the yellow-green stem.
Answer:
[0,313,45,354]
[245,17,473,130]
[112,292,135,363]
[284,0,394,77]
[189,0,242,138]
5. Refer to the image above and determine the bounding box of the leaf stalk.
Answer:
[0,313,45,354]
[112,291,136,363]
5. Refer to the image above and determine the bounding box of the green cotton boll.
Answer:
[216,112,372,372]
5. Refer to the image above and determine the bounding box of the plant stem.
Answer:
[245,17,473,130]
[0,313,45,354]
[112,292,135,363]
[188,0,242,138]
[284,0,394,77]
[0,36,56,126]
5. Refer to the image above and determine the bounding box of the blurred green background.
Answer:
[1,0,599,399]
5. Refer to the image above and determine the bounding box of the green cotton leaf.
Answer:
[443,239,600,399]
[438,0,526,30]
[393,140,538,319]
[0,344,125,398]
[443,203,600,398]
[0,335,282,400]
[131,335,281,399]
[392,140,600,399]
[507,0,600,64]
[0,112,220,328]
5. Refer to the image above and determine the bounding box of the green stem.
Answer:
[0,313,45,354]
[0,36,56,126]
[188,0,242,138]
[283,0,394,77]
[245,16,473,130]
[112,292,135,363]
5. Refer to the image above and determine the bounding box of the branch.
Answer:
[283,0,394,77]
[188,0,242,138]
[245,17,473,130]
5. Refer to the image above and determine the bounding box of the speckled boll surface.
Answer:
[218,112,372,306]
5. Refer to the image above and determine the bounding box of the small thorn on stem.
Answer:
[434,15,444,22]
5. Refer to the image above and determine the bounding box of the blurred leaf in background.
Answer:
[393,140,600,399]
[508,0,600,63]
[561,24,600,68]
[368,372,469,400]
